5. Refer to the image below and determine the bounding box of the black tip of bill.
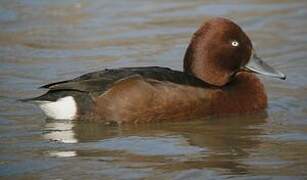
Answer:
[244,53,286,80]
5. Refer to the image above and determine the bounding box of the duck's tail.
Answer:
[20,90,94,120]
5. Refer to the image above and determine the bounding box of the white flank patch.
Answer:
[37,96,77,120]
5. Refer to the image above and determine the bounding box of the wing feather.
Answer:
[39,66,213,97]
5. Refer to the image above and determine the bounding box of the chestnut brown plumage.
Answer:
[23,18,285,122]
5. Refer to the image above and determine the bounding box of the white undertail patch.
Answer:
[37,96,77,120]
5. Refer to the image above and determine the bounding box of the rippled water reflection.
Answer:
[1,0,307,179]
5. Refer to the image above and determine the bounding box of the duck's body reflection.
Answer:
[43,113,267,175]
[43,120,78,144]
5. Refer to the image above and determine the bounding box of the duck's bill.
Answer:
[244,53,286,80]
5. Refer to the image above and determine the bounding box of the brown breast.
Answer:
[93,72,267,123]
[210,72,267,115]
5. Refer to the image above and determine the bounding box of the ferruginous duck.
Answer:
[22,18,286,123]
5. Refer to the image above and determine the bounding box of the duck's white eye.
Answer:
[231,40,239,47]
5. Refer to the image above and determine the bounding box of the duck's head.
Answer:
[184,17,286,87]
